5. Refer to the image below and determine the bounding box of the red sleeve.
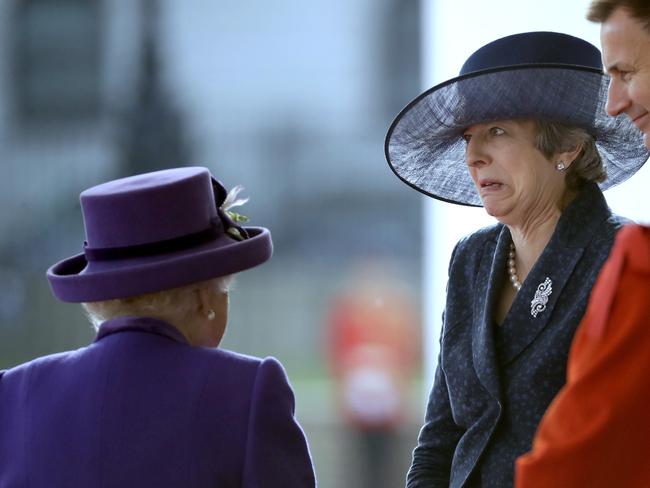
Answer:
[515,225,650,488]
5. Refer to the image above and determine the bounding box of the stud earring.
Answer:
[207,309,216,321]
[555,161,566,171]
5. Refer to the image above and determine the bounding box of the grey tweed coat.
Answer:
[406,183,624,488]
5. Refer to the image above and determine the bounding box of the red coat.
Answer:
[515,225,650,487]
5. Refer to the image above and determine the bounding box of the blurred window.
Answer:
[12,0,101,125]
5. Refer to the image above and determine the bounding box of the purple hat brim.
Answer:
[47,226,272,303]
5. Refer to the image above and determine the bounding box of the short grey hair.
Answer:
[82,275,234,330]
[534,120,606,191]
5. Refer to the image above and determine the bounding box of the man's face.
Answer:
[601,7,650,148]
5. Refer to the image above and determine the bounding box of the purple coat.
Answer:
[0,317,316,487]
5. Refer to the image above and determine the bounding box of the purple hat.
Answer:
[47,167,273,303]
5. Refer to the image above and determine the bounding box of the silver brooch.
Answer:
[530,277,553,317]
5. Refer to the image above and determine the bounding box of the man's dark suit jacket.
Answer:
[407,183,624,488]
[0,317,316,487]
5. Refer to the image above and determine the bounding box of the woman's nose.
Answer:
[465,138,489,168]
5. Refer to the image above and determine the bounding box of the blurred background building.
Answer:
[0,0,424,486]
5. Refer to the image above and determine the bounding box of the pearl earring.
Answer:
[555,161,566,171]
[207,309,216,321]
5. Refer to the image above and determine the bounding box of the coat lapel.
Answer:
[496,183,610,365]
[496,239,585,365]
[471,232,506,400]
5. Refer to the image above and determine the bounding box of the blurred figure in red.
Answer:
[326,261,419,488]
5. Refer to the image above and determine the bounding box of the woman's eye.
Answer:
[621,71,633,82]
[462,133,472,143]
[490,127,505,136]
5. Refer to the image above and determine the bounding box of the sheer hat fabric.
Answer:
[385,31,649,206]
[47,167,272,303]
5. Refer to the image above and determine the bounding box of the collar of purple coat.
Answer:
[95,316,190,345]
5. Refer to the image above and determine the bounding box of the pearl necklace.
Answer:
[508,242,522,291]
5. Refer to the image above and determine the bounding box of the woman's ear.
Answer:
[196,285,213,316]
[557,143,583,170]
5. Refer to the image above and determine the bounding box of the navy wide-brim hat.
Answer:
[47,167,273,303]
[385,31,650,206]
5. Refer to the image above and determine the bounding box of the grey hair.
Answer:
[534,120,606,191]
[82,275,234,330]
